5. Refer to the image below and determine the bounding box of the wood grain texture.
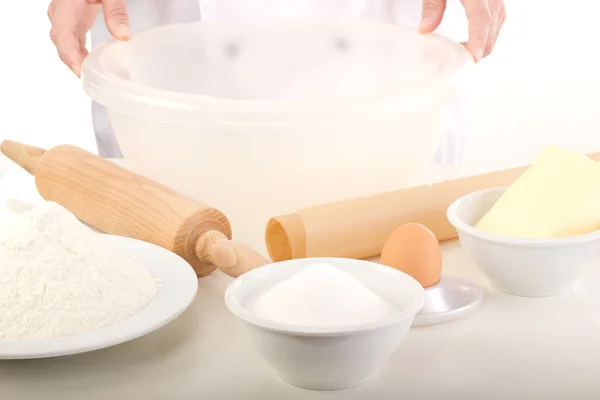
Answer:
[1,141,271,277]
[33,144,232,276]
[0,140,45,176]
[195,231,268,277]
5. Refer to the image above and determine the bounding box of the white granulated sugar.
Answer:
[251,262,397,327]
[0,201,158,341]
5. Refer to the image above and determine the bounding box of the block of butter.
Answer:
[475,146,600,238]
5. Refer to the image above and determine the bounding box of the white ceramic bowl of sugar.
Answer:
[224,257,425,390]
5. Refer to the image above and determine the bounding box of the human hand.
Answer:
[419,0,506,62]
[48,0,131,77]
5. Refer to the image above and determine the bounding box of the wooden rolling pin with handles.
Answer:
[1,140,269,277]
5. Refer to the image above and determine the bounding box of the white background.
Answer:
[0,0,599,179]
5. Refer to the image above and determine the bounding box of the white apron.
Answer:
[90,0,468,164]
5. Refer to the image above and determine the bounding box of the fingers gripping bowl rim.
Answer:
[80,18,475,265]
[81,19,474,123]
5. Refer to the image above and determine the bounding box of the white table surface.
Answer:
[2,164,600,400]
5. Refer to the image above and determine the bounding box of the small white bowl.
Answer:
[447,187,600,297]
[224,257,424,390]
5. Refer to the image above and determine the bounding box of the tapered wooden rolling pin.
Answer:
[266,151,600,262]
[1,140,268,277]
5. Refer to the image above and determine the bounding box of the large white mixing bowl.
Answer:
[82,19,472,252]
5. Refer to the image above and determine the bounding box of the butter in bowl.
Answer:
[447,146,600,297]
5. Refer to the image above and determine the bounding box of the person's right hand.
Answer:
[48,0,131,77]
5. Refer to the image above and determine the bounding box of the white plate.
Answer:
[0,234,198,360]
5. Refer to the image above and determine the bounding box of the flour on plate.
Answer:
[0,201,158,340]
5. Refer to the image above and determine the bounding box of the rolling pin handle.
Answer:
[195,230,269,278]
[2,140,271,277]
[195,230,237,268]
[0,140,46,176]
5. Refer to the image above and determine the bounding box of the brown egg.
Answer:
[380,223,442,288]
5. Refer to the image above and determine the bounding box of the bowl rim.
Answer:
[447,187,600,247]
[224,257,425,337]
[81,18,473,119]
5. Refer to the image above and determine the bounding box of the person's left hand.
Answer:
[419,0,506,62]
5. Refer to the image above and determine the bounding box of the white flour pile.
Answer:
[0,201,158,341]
[251,262,397,327]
